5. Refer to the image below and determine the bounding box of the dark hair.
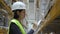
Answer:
[13,9,24,19]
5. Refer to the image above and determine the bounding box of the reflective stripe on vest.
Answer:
[10,19,26,34]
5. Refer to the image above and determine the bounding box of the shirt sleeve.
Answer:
[9,23,22,34]
[27,29,34,34]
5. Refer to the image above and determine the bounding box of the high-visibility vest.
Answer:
[9,19,26,34]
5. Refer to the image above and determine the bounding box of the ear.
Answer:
[17,11,20,15]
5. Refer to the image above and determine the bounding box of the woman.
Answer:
[9,1,37,34]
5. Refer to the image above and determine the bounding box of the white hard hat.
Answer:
[11,1,26,11]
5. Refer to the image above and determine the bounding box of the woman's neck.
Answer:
[17,18,23,22]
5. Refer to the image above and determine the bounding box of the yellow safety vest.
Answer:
[9,19,26,34]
